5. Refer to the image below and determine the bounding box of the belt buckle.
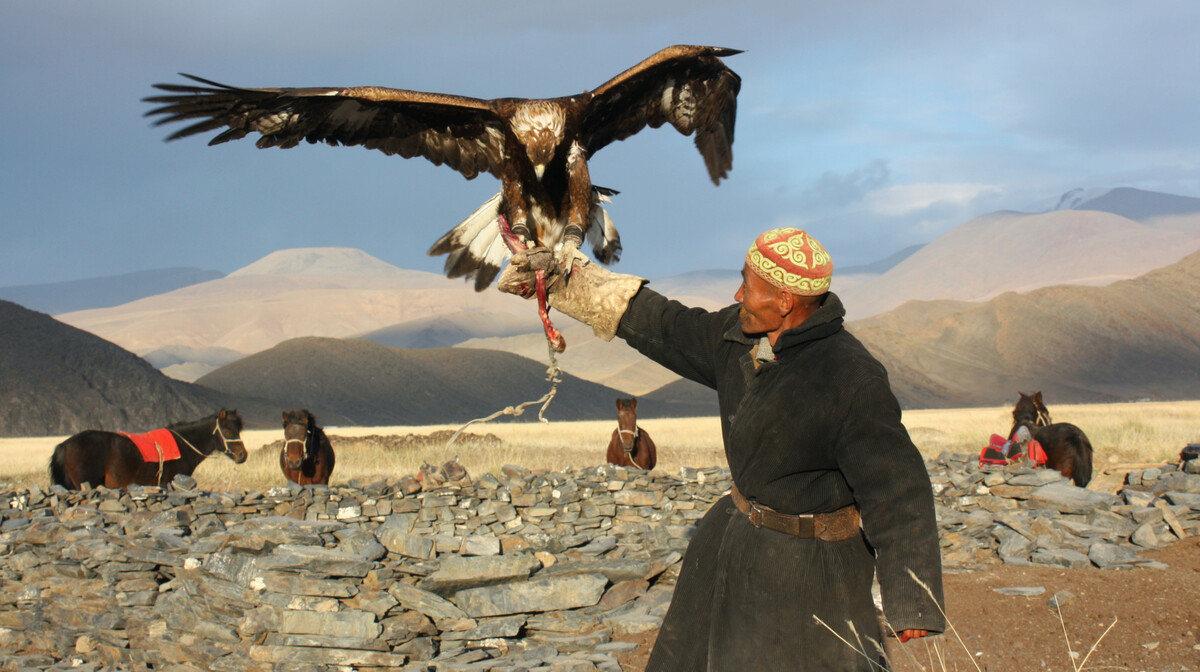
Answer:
[747,499,765,528]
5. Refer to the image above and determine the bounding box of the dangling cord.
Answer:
[445,338,563,449]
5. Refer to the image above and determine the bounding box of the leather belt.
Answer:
[730,484,861,541]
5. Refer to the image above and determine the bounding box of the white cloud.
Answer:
[863,183,999,217]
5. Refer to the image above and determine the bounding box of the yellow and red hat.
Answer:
[745,228,832,296]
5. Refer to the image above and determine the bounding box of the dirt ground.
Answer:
[613,536,1200,671]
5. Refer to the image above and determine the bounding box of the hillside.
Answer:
[56,247,534,359]
[0,300,271,437]
[358,311,540,349]
[457,322,683,396]
[195,337,711,425]
[850,249,1200,408]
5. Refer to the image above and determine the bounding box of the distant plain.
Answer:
[2,400,1196,493]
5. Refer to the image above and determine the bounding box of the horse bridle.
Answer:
[212,419,245,457]
[282,423,311,462]
[169,418,243,458]
[618,427,639,455]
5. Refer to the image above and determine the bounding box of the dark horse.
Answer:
[1010,391,1094,487]
[606,398,657,470]
[49,409,248,490]
[280,409,335,486]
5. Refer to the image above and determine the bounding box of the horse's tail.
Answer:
[1072,432,1094,488]
[48,442,70,488]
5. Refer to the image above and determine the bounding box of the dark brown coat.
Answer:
[617,289,945,671]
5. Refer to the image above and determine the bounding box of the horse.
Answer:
[606,397,657,470]
[49,409,248,490]
[1009,391,1094,487]
[280,409,335,486]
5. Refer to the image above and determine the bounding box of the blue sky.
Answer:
[3,1,1199,286]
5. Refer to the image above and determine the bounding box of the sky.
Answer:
[3,1,1200,287]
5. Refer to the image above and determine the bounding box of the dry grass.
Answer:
[3,400,1197,492]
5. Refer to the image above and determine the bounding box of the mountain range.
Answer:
[4,186,1199,435]
[849,248,1200,408]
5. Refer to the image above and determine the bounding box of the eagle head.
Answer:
[511,101,566,180]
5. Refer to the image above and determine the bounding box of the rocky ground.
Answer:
[612,535,1200,671]
[1,451,1197,671]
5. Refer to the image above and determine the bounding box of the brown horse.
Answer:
[49,409,248,490]
[606,398,657,470]
[1010,391,1094,487]
[280,409,335,486]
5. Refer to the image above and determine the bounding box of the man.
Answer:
[499,228,944,671]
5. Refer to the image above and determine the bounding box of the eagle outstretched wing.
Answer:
[144,75,509,181]
[582,45,741,185]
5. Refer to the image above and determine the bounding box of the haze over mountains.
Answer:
[836,188,1200,319]
[0,267,223,315]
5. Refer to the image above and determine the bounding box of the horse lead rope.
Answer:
[161,419,244,486]
[445,340,563,449]
[444,214,567,449]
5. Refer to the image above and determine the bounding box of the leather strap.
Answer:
[730,484,861,541]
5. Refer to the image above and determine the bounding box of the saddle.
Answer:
[120,429,182,462]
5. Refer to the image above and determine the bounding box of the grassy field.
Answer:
[3,400,1197,493]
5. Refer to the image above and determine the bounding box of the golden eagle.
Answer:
[145,45,741,349]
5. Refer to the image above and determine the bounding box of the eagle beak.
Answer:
[534,164,546,180]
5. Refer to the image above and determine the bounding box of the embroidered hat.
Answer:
[745,228,833,296]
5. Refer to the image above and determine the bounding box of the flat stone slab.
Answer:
[278,608,380,639]
[1027,483,1117,514]
[451,573,608,617]
[418,554,541,594]
[248,644,405,666]
[389,582,471,623]
[255,544,374,577]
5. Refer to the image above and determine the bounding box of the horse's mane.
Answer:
[167,410,243,433]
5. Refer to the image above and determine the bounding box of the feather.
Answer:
[145,46,741,295]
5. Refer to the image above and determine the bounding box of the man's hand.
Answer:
[896,629,928,643]
[497,247,559,299]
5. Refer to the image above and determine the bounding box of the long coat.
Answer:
[617,288,945,672]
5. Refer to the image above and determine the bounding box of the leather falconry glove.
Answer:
[497,247,646,341]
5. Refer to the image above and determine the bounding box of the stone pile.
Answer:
[928,452,1200,569]
[1,455,1197,671]
[0,464,725,671]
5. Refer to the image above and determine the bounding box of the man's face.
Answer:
[735,263,784,336]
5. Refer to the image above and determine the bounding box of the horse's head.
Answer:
[1011,391,1051,438]
[615,397,638,452]
[281,409,314,470]
[216,408,248,464]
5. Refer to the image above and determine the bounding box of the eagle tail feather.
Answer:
[587,189,622,265]
[430,193,511,290]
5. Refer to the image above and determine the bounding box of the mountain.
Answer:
[638,378,719,417]
[56,247,534,362]
[195,337,711,425]
[837,244,924,275]
[0,300,271,437]
[1075,187,1200,222]
[0,267,223,315]
[849,249,1200,409]
[141,345,248,383]
[358,311,540,349]
[457,322,683,396]
[838,206,1200,319]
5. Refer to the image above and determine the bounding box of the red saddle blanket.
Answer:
[120,429,181,462]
